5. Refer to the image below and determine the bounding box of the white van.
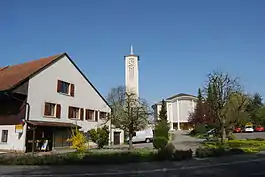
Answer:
[127,128,154,143]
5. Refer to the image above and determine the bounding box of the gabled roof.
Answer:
[0,54,63,91]
[166,93,196,100]
[153,93,196,106]
[0,53,111,108]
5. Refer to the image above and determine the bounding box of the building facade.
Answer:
[125,45,139,97]
[0,53,123,152]
[152,93,197,131]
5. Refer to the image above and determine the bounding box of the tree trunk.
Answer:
[128,133,133,151]
[221,125,226,143]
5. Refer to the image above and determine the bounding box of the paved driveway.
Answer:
[110,131,203,151]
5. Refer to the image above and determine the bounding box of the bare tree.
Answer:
[205,71,244,142]
[106,86,150,150]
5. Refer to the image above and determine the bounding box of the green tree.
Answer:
[153,99,170,150]
[204,71,246,142]
[106,86,150,150]
[246,93,263,124]
[189,88,206,124]
[256,106,265,125]
[88,126,110,149]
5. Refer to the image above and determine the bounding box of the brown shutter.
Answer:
[85,109,88,120]
[44,103,49,116]
[95,111,98,122]
[68,106,72,118]
[57,80,61,93]
[56,104,61,118]
[70,84,75,97]
[80,108,84,120]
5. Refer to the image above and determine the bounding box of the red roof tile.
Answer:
[0,54,64,91]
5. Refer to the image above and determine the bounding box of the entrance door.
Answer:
[113,132,120,145]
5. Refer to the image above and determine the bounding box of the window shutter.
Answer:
[80,108,84,120]
[57,80,61,93]
[70,84,75,97]
[95,111,98,122]
[68,107,72,118]
[56,104,61,118]
[44,103,49,116]
[85,109,88,120]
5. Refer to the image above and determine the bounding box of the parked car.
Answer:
[244,126,254,133]
[233,127,242,133]
[255,126,264,132]
[127,128,153,143]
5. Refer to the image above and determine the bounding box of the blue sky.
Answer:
[1,0,265,104]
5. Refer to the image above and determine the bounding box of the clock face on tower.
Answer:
[128,58,135,69]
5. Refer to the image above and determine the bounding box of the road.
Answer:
[1,153,265,176]
[235,132,265,140]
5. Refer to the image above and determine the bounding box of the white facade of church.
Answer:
[152,93,197,131]
[125,46,139,97]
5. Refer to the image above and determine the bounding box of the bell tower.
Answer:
[125,45,139,97]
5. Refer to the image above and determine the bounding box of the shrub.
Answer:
[153,137,168,150]
[172,149,193,161]
[88,126,110,149]
[194,124,207,134]
[67,127,87,153]
[153,99,170,150]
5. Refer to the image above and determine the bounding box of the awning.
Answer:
[26,120,81,128]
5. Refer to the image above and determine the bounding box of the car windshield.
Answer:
[245,126,252,128]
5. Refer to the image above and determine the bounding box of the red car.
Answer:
[255,126,264,132]
[234,127,242,133]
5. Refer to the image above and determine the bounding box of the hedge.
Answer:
[0,148,193,165]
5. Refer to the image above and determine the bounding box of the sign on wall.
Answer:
[15,124,23,133]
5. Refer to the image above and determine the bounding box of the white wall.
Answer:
[0,124,27,151]
[27,55,111,132]
[125,55,139,96]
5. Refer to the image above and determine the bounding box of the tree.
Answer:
[204,71,245,142]
[153,99,170,150]
[256,106,265,125]
[246,93,263,124]
[88,125,110,149]
[189,88,206,124]
[223,92,250,137]
[106,86,150,150]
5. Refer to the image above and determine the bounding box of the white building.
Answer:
[0,53,123,152]
[152,93,197,131]
[125,45,139,97]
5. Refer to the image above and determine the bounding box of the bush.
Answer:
[67,127,87,153]
[88,126,110,149]
[194,124,207,134]
[172,149,193,161]
[156,143,175,160]
[153,137,168,150]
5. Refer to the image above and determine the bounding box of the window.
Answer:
[57,80,75,96]
[1,130,8,143]
[44,103,61,118]
[68,106,80,119]
[100,112,107,119]
[44,103,56,116]
[85,109,94,120]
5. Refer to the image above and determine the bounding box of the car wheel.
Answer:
[145,138,151,143]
